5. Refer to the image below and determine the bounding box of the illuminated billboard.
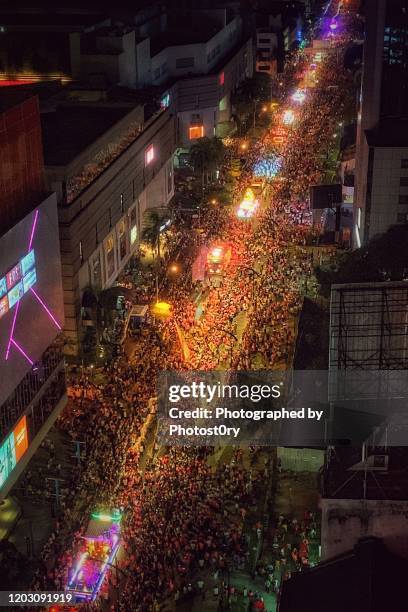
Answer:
[0,415,28,489]
[0,194,64,406]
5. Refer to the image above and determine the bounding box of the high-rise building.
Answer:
[354,0,408,246]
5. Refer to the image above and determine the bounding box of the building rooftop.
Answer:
[150,13,221,56]
[279,537,408,612]
[41,105,136,166]
[366,119,408,147]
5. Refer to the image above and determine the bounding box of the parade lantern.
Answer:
[291,89,306,104]
[253,156,282,179]
[237,188,259,219]
[283,110,295,125]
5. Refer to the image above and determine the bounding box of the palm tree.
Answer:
[142,210,163,260]
[142,210,166,302]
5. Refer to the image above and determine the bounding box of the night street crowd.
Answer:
[26,7,356,610]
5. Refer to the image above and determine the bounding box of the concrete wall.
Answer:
[321,498,408,561]
[367,147,408,238]
[175,37,253,147]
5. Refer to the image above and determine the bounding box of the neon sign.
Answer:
[0,250,36,319]
[0,415,29,490]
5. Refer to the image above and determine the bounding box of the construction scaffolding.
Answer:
[329,281,408,371]
[327,281,408,440]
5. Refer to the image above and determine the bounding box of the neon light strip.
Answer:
[5,300,20,359]
[91,540,120,601]
[28,210,39,252]
[30,288,62,329]
[11,338,34,365]
[91,512,122,522]
[69,551,89,587]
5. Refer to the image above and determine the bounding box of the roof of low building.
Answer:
[279,537,408,612]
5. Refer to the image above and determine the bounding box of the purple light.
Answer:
[11,338,34,365]
[330,20,338,30]
[28,209,39,252]
[30,288,62,330]
[5,300,20,360]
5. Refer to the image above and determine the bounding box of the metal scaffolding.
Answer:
[329,282,408,371]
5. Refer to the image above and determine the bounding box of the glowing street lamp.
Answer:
[169,263,180,274]
[240,142,248,150]
[152,301,172,319]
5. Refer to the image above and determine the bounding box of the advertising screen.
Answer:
[0,194,64,406]
[0,415,28,490]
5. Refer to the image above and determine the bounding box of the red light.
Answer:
[219,72,225,86]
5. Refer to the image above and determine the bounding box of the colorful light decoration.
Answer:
[329,19,338,30]
[237,188,259,219]
[67,509,121,602]
[253,156,282,179]
[5,209,62,365]
[282,110,295,125]
[291,89,306,104]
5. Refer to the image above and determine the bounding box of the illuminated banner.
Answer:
[0,415,29,490]
[0,250,36,320]
[0,197,65,407]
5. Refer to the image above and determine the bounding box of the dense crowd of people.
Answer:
[24,5,357,609]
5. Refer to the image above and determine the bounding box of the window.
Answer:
[91,254,101,288]
[400,177,408,186]
[401,159,408,168]
[219,71,225,86]
[161,92,170,109]
[167,166,173,197]
[176,57,194,69]
[191,113,201,123]
[189,125,204,139]
[399,195,408,205]
[397,213,408,223]
[129,206,138,245]
[258,64,270,71]
[258,37,271,44]
[145,144,154,166]
[118,220,127,260]
[105,236,115,279]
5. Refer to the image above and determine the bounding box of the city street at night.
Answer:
[1,1,408,611]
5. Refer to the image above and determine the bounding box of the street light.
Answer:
[168,263,180,274]
[151,301,172,319]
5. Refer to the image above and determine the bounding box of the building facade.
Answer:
[354,0,408,246]
[0,94,66,501]
[42,99,176,352]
